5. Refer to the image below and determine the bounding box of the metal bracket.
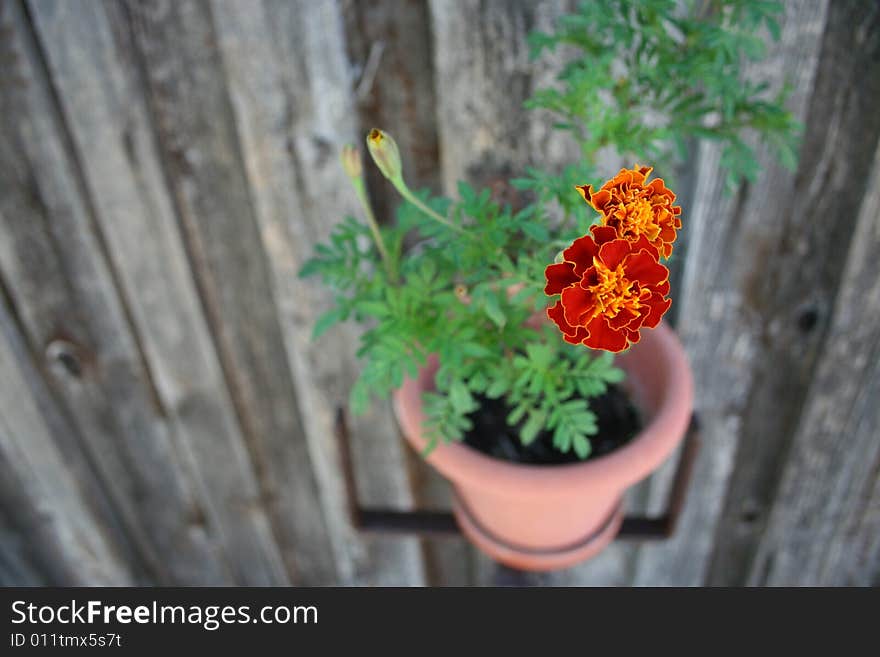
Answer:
[335,408,700,541]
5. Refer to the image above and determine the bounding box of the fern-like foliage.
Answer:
[527,0,800,191]
[300,0,799,458]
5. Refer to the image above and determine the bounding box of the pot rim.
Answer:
[392,321,693,498]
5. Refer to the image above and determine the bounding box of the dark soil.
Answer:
[462,385,642,465]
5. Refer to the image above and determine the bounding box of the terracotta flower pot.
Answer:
[392,321,693,572]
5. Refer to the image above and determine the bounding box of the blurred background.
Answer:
[1,0,878,586]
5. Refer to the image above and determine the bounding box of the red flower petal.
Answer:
[624,250,668,288]
[642,292,672,328]
[624,327,642,345]
[647,178,675,202]
[590,224,618,246]
[629,167,650,186]
[659,224,678,242]
[612,168,635,188]
[547,301,587,345]
[608,305,641,330]
[575,185,593,204]
[598,239,632,270]
[562,234,599,276]
[630,234,658,257]
[584,315,629,352]
[590,189,611,212]
[544,262,579,296]
[561,329,588,345]
[561,283,593,326]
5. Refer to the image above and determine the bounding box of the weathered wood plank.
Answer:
[231,0,425,585]
[0,276,147,585]
[749,141,880,586]
[30,0,332,585]
[0,0,236,585]
[129,0,423,584]
[0,298,131,585]
[341,0,441,222]
[632,0,832,586]
[430,0,578,193]
[0,505,46,586]
[703,0,880,586]
[340,2,453,581]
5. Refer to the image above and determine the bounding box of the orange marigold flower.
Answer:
[544,225,671,352]
[576,165,681,259]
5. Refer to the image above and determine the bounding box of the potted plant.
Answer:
[301,0,799,570]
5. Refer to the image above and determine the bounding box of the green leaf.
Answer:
[469,372,489,392]
[507,402,530,426]
[461,343,493,359]
[553,425,572,452]
[483,294,507,328]
[449,380,476,414]
[355,301,389,318]
[457,181,477,205]
[603,366,625,383]
[485,377,509,399]
[520,410,546,446]
[298,258,322,279]
[572,434,592,459]
[521,222,550,242]
[526,343,554,369]
[312,306,346,339]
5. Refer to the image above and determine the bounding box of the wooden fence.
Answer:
[0,0,877,586]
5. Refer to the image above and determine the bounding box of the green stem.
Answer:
[352,178,396,282]
[394,180,466,234]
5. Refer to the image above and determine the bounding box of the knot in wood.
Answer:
[45,338,90,380]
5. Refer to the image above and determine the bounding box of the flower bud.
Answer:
[340,144,363,180]
[366,128,402,182]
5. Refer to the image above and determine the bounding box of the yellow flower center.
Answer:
[621,197,660,241]
[587,257,642,320]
